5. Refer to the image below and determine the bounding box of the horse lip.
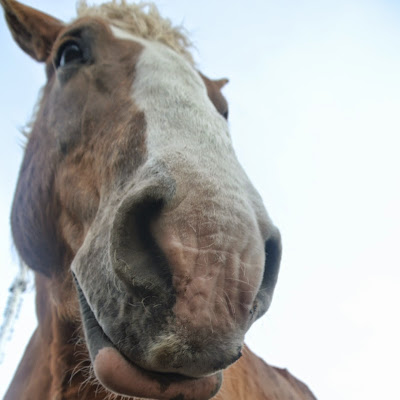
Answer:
[73,276,222,399]
[93,347,222,400]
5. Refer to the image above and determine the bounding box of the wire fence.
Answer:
[0,262,29,364]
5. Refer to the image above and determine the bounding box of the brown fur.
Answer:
[2,1,316,399]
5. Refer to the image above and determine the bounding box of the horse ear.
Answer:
[1,0,64,61]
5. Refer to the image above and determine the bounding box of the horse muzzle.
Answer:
[71,163,281,398]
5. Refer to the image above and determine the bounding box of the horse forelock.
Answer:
[76,0,194,64]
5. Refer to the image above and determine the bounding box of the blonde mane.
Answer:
[76,0,194,64]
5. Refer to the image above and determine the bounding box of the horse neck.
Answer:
[216,346,317,400]
[4,273,94,400]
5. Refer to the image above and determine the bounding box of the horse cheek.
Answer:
[11,132,63,277]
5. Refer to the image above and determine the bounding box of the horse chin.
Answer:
[94,347,222,400]
[74,277,222,400]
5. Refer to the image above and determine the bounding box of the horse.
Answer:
[1,1,316,399]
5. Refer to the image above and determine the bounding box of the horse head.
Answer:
[2,1,281,399]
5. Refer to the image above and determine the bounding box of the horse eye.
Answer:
[57,42,84,68]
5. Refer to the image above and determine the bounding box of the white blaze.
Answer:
[109,26,270,375]
[110,26,233,167]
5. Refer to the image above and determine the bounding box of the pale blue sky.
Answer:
[1,1,400,399]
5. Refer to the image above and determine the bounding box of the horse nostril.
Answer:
[252,230,282,319]
[125,198,163,253]
[110,186,173,295]
[263,231,282,293]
